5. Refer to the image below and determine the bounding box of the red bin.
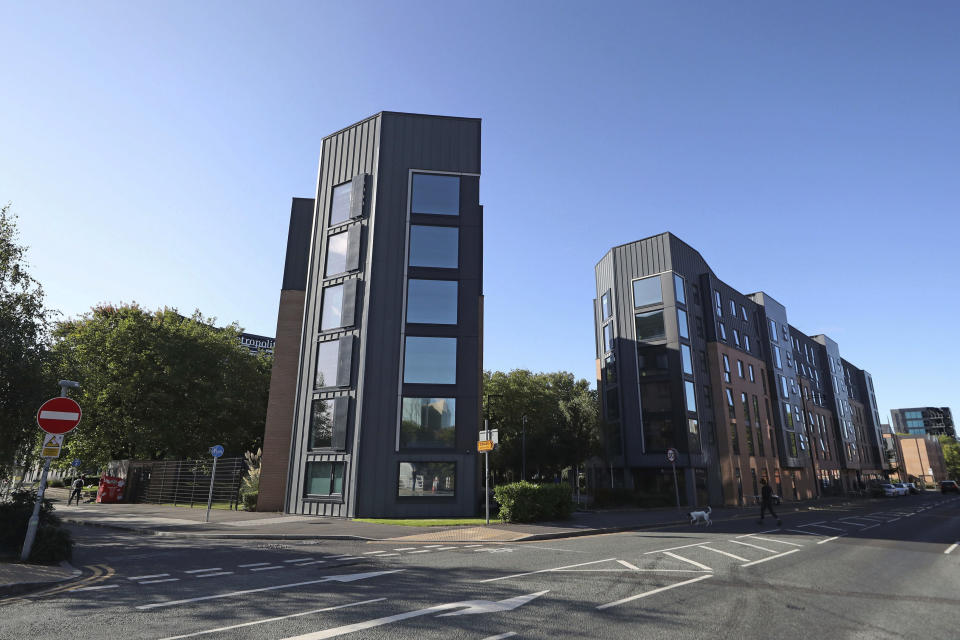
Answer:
[96,474,124,503]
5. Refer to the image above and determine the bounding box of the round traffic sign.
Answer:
[666,448,678,463]
[210,445,224,458]
[36,397,82,434]
[71,459,82,468]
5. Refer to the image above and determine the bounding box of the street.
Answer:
[1,493,958,640]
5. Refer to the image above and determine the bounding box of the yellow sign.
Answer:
[477,440,494,452]
[41,433,63,458]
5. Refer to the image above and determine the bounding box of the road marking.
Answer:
[780,531,815,540]
[185,568,222,573]
[423,545,444,548]
[736,529,780,537]
[617,560,641,570]
[817,535,845,545]
[129,573,169,580]
[729,540,778,553]
[643,540,709,554]
[156,598,386,640]
[800,523,845,532]
[196,572,233,578]
[326,555,354,559]
[850,515,884,522]
[740,549,800,567]
[295,560,328,566]
[481,558,617,583]
[887,517,901,522]
[74,584,119,591]
[141,578,180,584]
[945,543,959,555]
[334,557,361,561]
[463,544,483,548]
[754,533,816,547]
[136,570,403,610]
[362,551,386,555]
[238,562,272,568]
[393,548,417,551]
[481,634,517,640]
[375,554,400,557]
[663,552,712,571]
[698,545,748,562]
[251,566,284,572]
[839,518,873,525]
[285,558,314,563]
[800,520,827,526]
[434,546,458,551]
[275,591,548,639]
[596,575,713,610]
[408,550,432,554]
[861,524,880,531]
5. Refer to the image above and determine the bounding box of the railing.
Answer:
[126,457,247,510]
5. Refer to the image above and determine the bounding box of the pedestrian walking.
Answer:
[69,476,84,505]
[757,477,781,526]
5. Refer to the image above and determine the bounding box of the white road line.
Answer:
[238,562,271,568]
[141,578,180,584]
[783,530,817,539]
[850,515,884,522]
[698,545,748,562]
[945,543,959,555]
[408,550,432,554]
[375,553,400,557]
[326,555,353,559]
[155,598,386,640]
[137,570,402,611]
[362,551,386,555]
[755,533,804,547]
[393,548,417,551]
[295,560,327,566]
[185,568,222,573]
[817,535,845,545]
[422,545,444,548]
[736,529,780,537]
[129,573,169,580]
[663,552,713,571]
[643,540,709,554]
[333,557,360,561]
[729,540,778,553]
[596,575,713,610]
[481,558,617,583]
[617,560,641,570]
[838,519,871,526]
[800,523,845,532]
[463,544,483,548]
[74,584,119,591]
[195,572,233,578]
[887,517,901,522]
[251,566,284,572]
[740,549,800,567]
[861,524,880,531]
[284,558,313,563]
[800,520,827,526]
[434,546,458,551]
[481,634,517,640]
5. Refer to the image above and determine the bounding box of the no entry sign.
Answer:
[36,397,82,434]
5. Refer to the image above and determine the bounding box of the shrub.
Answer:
[239,448,261,511]
[495,482,572,523]
[0,489,72,562]
[30,524,73,563]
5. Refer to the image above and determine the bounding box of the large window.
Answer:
[633,276,662,308]
[677,309,689,340]
[310,399,333,448]
[398,461,455,497]
[681,344,693,375]
[407,279,457,324]
[674,274,686,305]
[605,353,617,384]
[329,182,352,226]
[305,461,344,496]
[409,226,458,268]
[684,381,697,413]
[321,284,344,330]
[635,310,665,341]
[315,341,339,388]
[722,354,731,383]
[404,337,456,384]
[325,231,349,277]
[601,291,612,319]
[412,174,460,215]
[603,323,614,352]
[400,397,455,448]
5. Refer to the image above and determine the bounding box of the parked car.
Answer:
[892,483,910,496]
[903,482,920,494]
[941,480,960,494]
[878,483,900,497]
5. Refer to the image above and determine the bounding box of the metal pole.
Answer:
[484,419,490,525]
[521,415,527,482]
[205,456,218,523]
[672,460,681,511]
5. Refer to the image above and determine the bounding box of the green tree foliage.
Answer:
[482,369,599,481]
[0,204,52,484]
[940,435,960,481]
[49,305,271,467]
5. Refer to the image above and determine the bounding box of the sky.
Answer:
[1,2,958,424]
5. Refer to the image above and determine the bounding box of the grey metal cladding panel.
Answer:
[379,113,481,174]
[345,224,361,272]
[332,398,349,450]
[282,198,315,291]
[337,335,355,387]
[350,174,366,219]
[341,279,359,327]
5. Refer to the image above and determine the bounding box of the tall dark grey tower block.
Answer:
[279,112,483,518]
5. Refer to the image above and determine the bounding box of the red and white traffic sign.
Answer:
[36,397,82,434]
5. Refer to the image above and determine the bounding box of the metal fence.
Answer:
[126,457,248,509]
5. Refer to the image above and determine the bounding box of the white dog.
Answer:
[688,506,712,526]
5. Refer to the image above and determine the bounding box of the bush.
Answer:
[0,489,72,562]
[495,482,572,523]
[239,448,261,511]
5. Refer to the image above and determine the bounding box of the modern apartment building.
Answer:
[593,233,888,507]
[258,112,483,518]
[890,407,955,438]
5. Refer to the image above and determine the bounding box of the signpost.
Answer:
[205,445,224,523]
[479,421,499,524]
[667,448,681,511]
[21,381,80,561]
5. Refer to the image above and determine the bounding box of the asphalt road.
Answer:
[1,493,958,640]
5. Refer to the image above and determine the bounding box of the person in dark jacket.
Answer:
[68,476,84,505]
[758,478,781,526]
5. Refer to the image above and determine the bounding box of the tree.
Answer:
[49,304,271,468]
[940,435,960,481]
[483,369,599,481]
[0,203,52,486]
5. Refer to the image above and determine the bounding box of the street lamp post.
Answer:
[521,415,527,482]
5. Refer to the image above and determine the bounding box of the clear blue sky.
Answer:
[2,2,958,424]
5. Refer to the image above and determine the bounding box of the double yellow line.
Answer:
[0,564,114,605]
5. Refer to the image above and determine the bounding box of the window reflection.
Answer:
[412,174,460,215]
[400,398,455,448]
[398,461,455,497]
[407,279,457,324]
[329,183,351,226]
[325,231,348,277]
[403,337,457,384]
[321,284,344,330]
[315,341,339,388]
[409,226,458,268]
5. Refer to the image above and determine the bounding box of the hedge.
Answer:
[0,490,73,563]
[494,482,572,523]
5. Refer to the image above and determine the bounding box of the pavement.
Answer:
[0,492,956,639]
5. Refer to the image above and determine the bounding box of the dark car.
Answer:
[941,480,960,494]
